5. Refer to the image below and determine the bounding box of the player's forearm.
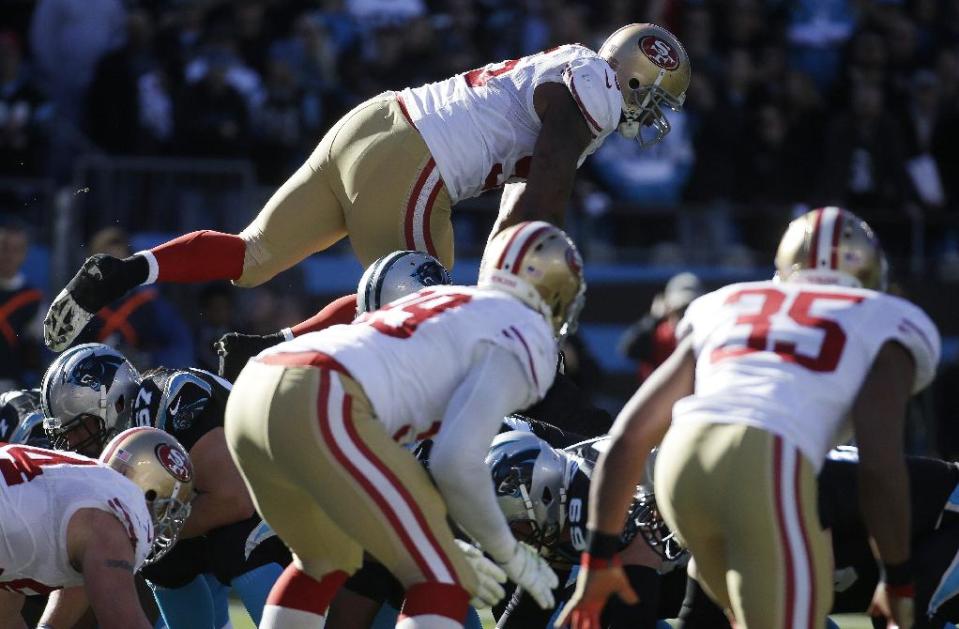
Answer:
[589,436,650,535]
[0,590,26,629]
[181,490,255,538]
[39,587,89,629]
[288,294,358,337]
[860,458,911,565]
[434,455,517,562]
[589,340,695,534]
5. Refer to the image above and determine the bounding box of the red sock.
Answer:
[289,294,359,337]
[398,582,470,625]
[146,230,246,283]
[265,566,347,617]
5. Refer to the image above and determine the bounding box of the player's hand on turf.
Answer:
[215,331,285,381]
[498,541,559,610]
[554,564,638,629]
[868,582,914,629]
[455,540,507,608]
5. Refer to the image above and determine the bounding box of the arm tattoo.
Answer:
[103,559,134,572]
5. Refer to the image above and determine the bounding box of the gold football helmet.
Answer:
[479,221,586,337]
[774,207,887,290]
[100,427,195,565]
[598,23,691,146]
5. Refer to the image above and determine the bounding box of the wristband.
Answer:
[881,559,914,587]
[581,552,622,570]
[586,529,620,560]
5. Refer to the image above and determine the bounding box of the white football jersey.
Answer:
[398,44,622,203]
[0,445,153,593]
[258,286,557,443]
[673,280,940,469]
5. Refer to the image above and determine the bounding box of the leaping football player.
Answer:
[44,24,690,354]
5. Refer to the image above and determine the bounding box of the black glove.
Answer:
[216,332,285,381]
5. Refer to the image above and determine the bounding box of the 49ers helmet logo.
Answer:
[639,36,680,70]
[155,443,192,482]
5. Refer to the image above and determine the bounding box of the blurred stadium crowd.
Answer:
[0,0,958,452]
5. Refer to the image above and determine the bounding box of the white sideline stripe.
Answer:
[779,443,812,628]
[816,207,840,270]
[323,374,454,583]
[411,167,442,253]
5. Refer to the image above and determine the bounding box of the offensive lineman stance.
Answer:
[0,428,193,629]
[225,222,583,628]
[40,343,290,627]
[44,23,690,353]
[560,207,940,629]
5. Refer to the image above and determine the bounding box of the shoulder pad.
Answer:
[157,371,213,433]
[872,295,941,393]
[561,56,621,137]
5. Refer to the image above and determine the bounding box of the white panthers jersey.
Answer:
[259,286,557,443]
[398,44,622,203]
[674,280,940,469]
[0,444,153,593]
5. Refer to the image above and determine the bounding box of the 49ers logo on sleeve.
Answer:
[154,443,192,482]
[640,36,680,70]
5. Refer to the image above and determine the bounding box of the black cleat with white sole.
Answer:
[44,254,147,351]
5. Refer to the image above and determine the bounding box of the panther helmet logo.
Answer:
[155,443,193,482]
[639,36,680,70]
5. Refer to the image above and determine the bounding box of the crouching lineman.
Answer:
[487,430,679,628]
[39,343,290,627]
[561,207,940,629]
[225,221,584,628]
[0,427,193,628]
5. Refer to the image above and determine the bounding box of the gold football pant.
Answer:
[235,94,453,287]
[654,422,833,629]
[223,354,477,597]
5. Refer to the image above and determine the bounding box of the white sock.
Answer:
[259,604,326,629]
[395,613,462,628]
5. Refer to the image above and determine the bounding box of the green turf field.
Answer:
[227,598,876,628]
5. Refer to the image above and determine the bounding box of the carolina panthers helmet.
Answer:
[100,427,194,565]
[479,222,586,337]
[774,207,887,290]
[486,431,569,550]
[629,448,686,561]
[356,250,453,314]
[40,343,141,455]
[598,23,691,146]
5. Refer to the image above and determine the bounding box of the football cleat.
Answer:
[44,254,141,351]
[216,332,285,381]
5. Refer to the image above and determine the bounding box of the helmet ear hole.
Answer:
[542,486,553,506]
[145,489,157,502]
[629,78,640,89]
